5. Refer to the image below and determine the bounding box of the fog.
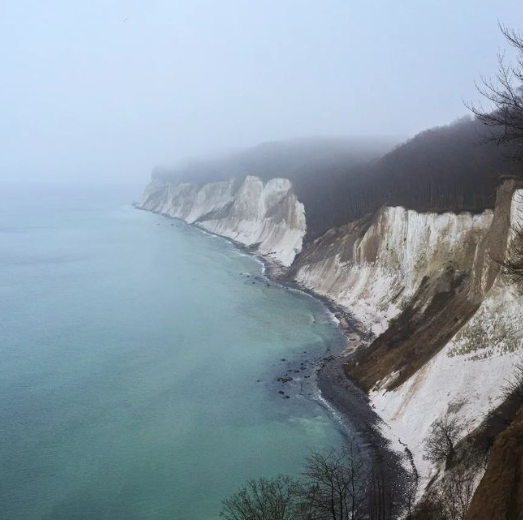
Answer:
[1,0,522,184]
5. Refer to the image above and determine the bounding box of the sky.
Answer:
[1,0,523,184]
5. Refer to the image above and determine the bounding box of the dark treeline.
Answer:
[153,136,395,187]
[290,117,517,240]
[155,118,518,242]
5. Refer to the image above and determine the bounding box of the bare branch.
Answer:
[424,414,462,466]
[220,475,302,520]
[468,25,523,163]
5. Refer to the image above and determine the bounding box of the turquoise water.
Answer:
[0,184,345,519]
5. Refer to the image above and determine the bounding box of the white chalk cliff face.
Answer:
[140,174,523,498]
[371,188,523,485]
[139,176,306,267]
[292,181,523,486]
[294,207,493,336]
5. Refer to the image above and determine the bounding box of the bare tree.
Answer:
[469,26,523,290]
[408,496,447,520]
[412,468,475,520]
[439,468,475,520]
[220,446,370,520]
[424,415,462,466]
[469,25,523,163]
[300,445,368,520]
[402,471,420,520]
[220,475,302,520]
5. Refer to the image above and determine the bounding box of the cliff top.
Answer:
[152,118,519,241]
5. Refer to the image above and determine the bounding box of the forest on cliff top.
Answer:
[154,117,518,241]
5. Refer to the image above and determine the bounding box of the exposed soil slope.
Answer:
[466,411,523,520]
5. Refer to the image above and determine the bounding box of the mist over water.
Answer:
[0,184,345,519]
[2,1,523,184]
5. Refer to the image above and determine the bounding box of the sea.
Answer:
[0,183,346,519]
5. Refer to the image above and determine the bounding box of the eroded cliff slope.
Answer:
[292,181,523,487]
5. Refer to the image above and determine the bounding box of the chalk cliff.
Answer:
[139,176,306,267]
[139,129,523,512]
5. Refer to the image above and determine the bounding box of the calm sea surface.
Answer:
[0,184,345,519]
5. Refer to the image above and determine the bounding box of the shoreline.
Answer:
[265,265,412,516]
[136,205,411,515]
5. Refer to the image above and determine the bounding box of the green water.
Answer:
[0,184,345,519]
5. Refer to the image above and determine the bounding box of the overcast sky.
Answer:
[1,0,523,183]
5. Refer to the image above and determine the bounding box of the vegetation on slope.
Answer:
[153,136,395,241]
[154,120,517,241]
[219,445,406,520]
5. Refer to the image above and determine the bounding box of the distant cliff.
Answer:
[140,176,305,266]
